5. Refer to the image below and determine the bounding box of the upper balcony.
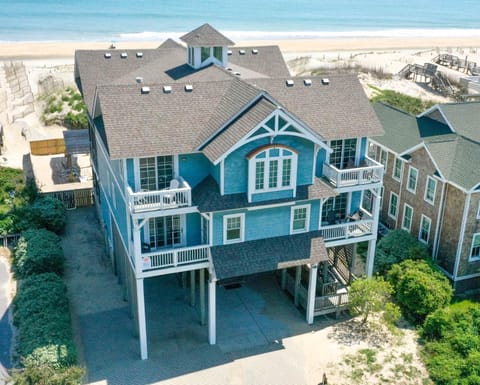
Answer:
[127,177,192,213]
[322,156,383,188]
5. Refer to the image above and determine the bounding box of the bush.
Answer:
[13,273,77,368]
[26,196,66,233]
[421,301,480,385]
[11,364,84,385]
[370,87,435,115]
[13,229,64,278]
[388,259,453,323]
[374,229,430,275]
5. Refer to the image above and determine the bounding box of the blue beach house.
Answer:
[74,24,384,359]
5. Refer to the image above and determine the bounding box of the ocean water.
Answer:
[0,0,480,42]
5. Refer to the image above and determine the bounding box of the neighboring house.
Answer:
[370,102,480,292]
[74,24,384,360]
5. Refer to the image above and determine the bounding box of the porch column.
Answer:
[190,270,196,307]
[208,278,217,345]
[200,269,206,325]
[366,239,375,277]
[294,265,302,306]
[306,264,318,324]
[133,221,142,276]
[136,278,148,360]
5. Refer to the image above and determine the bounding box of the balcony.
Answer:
[140,244,210,273]
[322,156,383,188]
[320,210,375,244]
[127,178,192,213]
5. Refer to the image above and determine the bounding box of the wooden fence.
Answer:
[30,138,65,155]
[41,188,93,209]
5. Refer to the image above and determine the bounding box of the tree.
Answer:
[348,277,400,325]
[388,259,453,323]
[374,229,430,275]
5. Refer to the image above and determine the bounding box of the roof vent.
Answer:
[227,49,232,55]
[322,78,330,85]
[184,84,193,92]
[136,76,143,83]
[252,49,258,54]
[104,52,112,59]
[163,85,172,93]
[120,52,128,59]
[304,79,312,86]
[239,49,246,55]
[141,86,150,94]
[234,71,241,76]
[226,67,232,71]
[136,52,143,58]
[286,79,294,87]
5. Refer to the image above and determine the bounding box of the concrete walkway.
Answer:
[63,208,341,385]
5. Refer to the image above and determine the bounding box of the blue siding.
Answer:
[350,191,362,214]
[178,153,211,188]
[126,158,135,189]
[316,148,328,178]
[360,137,367,161]
[186,213,202,246]
[252,189,293,202]
[309,200,320,231]
[210,163,221,186]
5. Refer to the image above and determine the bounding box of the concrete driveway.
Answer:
[63,208,340,385]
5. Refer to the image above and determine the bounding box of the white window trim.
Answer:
[290,204,311,234]
[418,214,432,244]
[469,233,480,262]
[392,157,403,182]
[223,213,245,244]
[247,145,298,202]
[379,148,388,170]
[401,203,413,232]
[424,176,437,205]
[407,166,418,194]
[388,191,399,219]
[477,201,480,220]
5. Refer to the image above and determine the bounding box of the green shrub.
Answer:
[11,364,84,385]
[64,111,88,129]
[388,259,452,323]
[14,229,64,278]
[13,273,77,369]
[27,196,66,233]
[374,229,430,275]
[370,87,435,115]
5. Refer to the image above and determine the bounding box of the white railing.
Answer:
[322,156,383,187]
[127,180,192,213]
[140,244,210,271]
[320,219,374,242]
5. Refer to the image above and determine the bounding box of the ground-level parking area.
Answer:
[64,208,344,385]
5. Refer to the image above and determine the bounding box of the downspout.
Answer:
[453,191,471,281]
[432,180,446,259]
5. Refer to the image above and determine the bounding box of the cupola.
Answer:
[180,23,234,70]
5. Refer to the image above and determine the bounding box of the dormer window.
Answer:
[213,47,222,61]
[201,47,210,62]
[247,145,298,201]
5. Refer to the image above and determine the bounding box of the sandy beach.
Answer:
[1,37,480,59]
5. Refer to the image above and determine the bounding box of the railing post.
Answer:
[173,250,178,267]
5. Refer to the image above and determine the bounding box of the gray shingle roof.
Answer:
[158,38,184,49]
[249,75,384,140]
[192,175,336,212]
[202,97,277,162]
[210,232,328,280]
[180,23,234,46]
[438,102,480,143]
[228,46,290,78]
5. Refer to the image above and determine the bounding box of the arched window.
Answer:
[247,145,297,200]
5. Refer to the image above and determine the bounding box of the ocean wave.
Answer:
[117,28,480,42]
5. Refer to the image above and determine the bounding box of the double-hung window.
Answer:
[291,205,310,234]
[424,176,437,204]
[393,157,403,181]
[470,233,480,261]
[402,204,413,231]
[419,215,431,244]
[248,145,297,199]
[407,166,418,194]
[379,149,388,169]
[224,214,244,244]
[389,192,399,219]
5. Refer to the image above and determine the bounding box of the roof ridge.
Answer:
[374,101,416,117]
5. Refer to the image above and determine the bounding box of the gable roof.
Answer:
[374,102,480,190]
[158,38,184,49]
[437,102,480,143]
[180,23,234,46]
[228,46,290,78]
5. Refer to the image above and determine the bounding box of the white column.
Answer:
[366,239,375,277]
[200,269,206,325]
[294,265,302,306]
[136,278,148,360]
[208,278,216,345]
[190,270,196,307]
[306,264,318,324]
[133,221,142,275]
